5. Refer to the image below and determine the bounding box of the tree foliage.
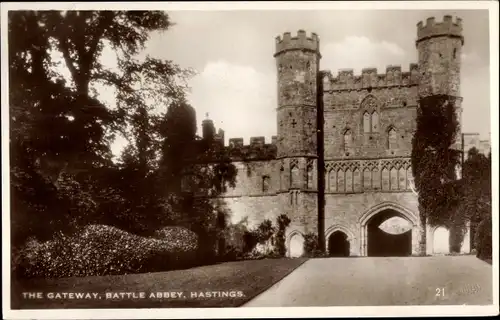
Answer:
[410,95,461,251]
[9,10,236,260]
[458,149,492,256]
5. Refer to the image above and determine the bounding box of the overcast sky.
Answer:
[107,9,491,154]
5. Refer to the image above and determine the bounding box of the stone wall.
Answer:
[323,83,418,160]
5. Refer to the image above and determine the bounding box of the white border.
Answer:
[2,1,499,319]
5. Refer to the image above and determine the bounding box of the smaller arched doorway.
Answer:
[288,232,305,258]
[433,227,450,254]
[328,231,350,257]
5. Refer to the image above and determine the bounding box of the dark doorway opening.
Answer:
[328,231,350,257]
[367,209,412,257]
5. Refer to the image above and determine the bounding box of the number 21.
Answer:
[436,288,445,297]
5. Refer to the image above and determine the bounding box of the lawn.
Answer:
[11,258,307,309]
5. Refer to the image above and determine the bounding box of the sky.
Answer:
[99,9,491,155]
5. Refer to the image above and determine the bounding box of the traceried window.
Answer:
[388,127,398,150]
[279,166,284,190]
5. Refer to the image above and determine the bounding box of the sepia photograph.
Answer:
[2,1,498,319]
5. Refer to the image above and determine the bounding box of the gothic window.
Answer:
[290,164,299,188]
[345,169,353,192]
[343,129,352,152]
[388,127,398,150]
[382,167,390,190]
[329,169,337,192]
[372,168,380,190]
[390,168,398,191]
[262,175,270,192]
[398,167,406,190]
[371,111,379,132]
[363,168,371,190]
[361,95,380,134]
[337,169,345,192]
[363,112,371,133]
[353,169,361,192]
[306,165,314,189]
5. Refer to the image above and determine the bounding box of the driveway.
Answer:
[243,256,493,306]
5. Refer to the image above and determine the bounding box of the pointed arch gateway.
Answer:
[326,225,355,257]
[359,202,419,256]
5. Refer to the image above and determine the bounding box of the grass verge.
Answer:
[11,258,307,309]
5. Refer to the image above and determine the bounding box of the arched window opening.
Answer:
[262,175,270,192]
[343,129,352,152]
[279,166,284,190]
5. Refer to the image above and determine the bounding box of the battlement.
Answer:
[322,64,420,91]
[226,136,278,161]
[417,16,464,45]
[275,30,320,56]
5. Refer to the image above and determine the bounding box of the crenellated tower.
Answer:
[416,15,464,153]
[274,30,321,240]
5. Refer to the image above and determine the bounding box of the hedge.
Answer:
[475,216,492,260]
[13,224,199,279]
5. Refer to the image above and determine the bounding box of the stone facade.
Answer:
[195,16,490,257]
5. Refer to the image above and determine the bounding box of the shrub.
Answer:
[303,233,323,257]
[274,214,291,257]
[475,216,492,260]
[13,224,198,279]
[153,226,198,252]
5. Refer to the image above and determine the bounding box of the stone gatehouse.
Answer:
[193,16,490,257]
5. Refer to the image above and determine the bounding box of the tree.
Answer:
[9,10,192,244]
[152,98,238,260]
[457,148,492,256]
[411,95,461,254]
